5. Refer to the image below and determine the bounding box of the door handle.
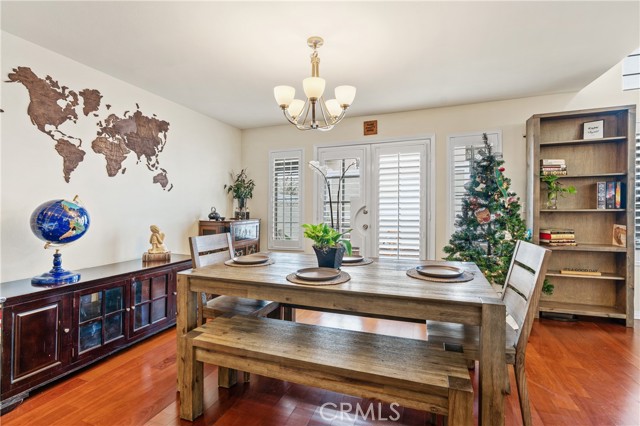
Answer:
[362,224,369,230]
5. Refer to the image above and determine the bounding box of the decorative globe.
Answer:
[30,199,90,246]
[30,197,90,285]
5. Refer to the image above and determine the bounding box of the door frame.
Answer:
[312,135,435,259]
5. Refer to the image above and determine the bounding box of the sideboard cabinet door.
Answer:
[128,267,175,340]
[1,294,70,393]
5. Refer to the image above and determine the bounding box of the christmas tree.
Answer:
[443,134,528,287]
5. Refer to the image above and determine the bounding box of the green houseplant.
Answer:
[303,223,352,268]
[224,169,255,219]
[541,175,576,209]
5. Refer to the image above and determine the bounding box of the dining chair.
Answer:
[188,233,281,386]
[426,240,551,426]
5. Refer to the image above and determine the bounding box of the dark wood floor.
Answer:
[2,310,639,426]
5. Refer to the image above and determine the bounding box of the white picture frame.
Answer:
[583,120,604,139]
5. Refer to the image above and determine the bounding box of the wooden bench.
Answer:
[179,315,474,424]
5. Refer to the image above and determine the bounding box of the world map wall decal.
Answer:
[6,66,173,191]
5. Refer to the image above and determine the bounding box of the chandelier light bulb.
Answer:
[325,99,342,118]
[335,85,356,107]
[274,85,295,108]
[303,77,326,100]
[288,99,305,119]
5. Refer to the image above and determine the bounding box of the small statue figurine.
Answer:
[148,225,167,253]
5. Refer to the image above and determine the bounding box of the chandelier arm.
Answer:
[316,97,333,128]
[282,109,299,126]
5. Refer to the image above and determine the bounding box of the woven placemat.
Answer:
[340,258,374,267]
[286,271,351,286]
[224,258,275,267]
[406,268,474,283]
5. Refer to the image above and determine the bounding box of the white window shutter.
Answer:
[269,150,303,250]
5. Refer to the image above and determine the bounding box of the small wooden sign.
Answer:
[363,120,378,136]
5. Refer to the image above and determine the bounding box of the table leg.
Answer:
[479,302,506,426]
[177,274,197,393]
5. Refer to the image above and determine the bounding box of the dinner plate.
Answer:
[415,265,464,278]
[232,254,270,265]
[295,267,341,281]
[342,255,364,264]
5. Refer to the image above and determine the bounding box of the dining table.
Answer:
[176,252,506,426]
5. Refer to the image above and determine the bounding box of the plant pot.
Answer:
[313,245,345,269]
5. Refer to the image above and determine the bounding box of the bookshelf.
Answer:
[526,105,636,327]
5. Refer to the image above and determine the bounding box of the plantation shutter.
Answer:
[377,152,421,259]
[269,150,303,250]
[321,158,360,237]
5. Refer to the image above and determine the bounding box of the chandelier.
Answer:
[274,36,356,131]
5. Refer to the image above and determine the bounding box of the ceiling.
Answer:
[2,1,638,130]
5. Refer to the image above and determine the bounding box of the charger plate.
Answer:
[286,270,351,286]
[232,254,270,265]
[416,264,463,278]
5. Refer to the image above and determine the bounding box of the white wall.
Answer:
[241,59,639,315]
[1,32,242,282]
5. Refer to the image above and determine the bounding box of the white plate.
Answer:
[415,265,464,278]
[233,254,270,265]
[295,267,341,281]
[342,255,364,264]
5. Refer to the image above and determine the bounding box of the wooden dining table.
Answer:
[176,252,506,425]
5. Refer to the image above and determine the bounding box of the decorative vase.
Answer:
[546,192,558,209]
[313,245,346,269]
[235,198,249,219]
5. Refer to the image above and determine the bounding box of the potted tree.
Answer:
[541,175,576,209]
[302,223,352,268]
[224,169,255,219]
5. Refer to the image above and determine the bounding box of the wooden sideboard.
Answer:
[198,219,260,256]
[0,255,192,411]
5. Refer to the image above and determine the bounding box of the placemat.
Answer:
[224,258,275,267]
[340,258,374,267]
[286,271,351,286]
[406,268,474,283]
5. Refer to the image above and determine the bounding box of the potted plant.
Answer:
[224,169,255,219]
[302,223,352,268]
[541,175,576,209]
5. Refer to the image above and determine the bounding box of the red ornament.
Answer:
[499,167,505,172]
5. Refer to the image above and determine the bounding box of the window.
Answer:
[447,132,502,236]
[269,149,303,250]
[320,158,361,237]
[623,48,640,91]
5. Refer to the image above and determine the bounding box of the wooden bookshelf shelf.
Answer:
[539,301,626,319]
[526,105,635,327]
[546,270,625,280]
[540,136,627,146]
[540,209,625,213]
[540,243,627,252]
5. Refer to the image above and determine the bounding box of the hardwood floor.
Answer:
[2,311,639,425]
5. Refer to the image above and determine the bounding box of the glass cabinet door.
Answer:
[130,271,171,337]
[76,284,125,357]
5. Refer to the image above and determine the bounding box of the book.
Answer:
[615,182,625,209]
[612,224,626,247]
[540,228,575,234]
[541,242,578,246]
[541,170,568,176]
[539,233,575,240]
[540,159,566,166]
[605,181,615,209]
[540,238,576,244]
[560,269,602,276]
[596,181,606,209]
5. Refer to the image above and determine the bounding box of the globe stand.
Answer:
[32,250,81,285]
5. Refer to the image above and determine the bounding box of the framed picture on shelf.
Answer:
[612,224,626,247]
[583,119,604,139]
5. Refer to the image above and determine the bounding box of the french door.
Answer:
[315,139,430,259]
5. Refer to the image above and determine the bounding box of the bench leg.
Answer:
[180,338,203,421]
[448,388,473,426]
[218,367,238,388]
[514,357,532,426]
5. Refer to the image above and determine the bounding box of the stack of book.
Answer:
[540,159,567,176]
[539,228,577,246]
[596,181,625,209]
